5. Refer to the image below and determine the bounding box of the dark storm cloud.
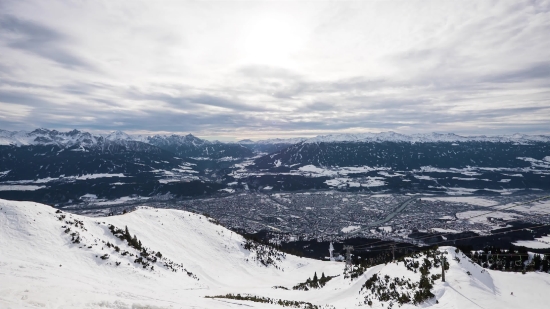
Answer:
[0,14,93,70]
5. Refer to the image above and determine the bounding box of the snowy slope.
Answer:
[0,199,341,308]
[1,199,550,309]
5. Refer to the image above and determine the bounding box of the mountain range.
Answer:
[2,128,550,148]
[1,128,549,206]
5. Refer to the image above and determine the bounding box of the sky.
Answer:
[0,0,549,141]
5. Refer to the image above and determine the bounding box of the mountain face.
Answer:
[2,198,549,309]
[0,142,226,205]
[242,140,550,193]
[0,129,255,159]
[252,141,550,170]
[146,134,254,159]
[0,128,99,147]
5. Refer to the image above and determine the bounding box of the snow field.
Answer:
[1,199,550,308]
[0,199,340,308]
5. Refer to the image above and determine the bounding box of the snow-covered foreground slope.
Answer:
[1,199,549,309]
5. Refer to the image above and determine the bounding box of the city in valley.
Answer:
[73,191,550,249]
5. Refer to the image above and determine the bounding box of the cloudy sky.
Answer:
[0,0,549,140]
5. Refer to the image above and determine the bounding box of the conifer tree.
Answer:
[125,226,131,242]
[132,235,139,249]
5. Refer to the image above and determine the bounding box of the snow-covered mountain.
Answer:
[2,198,549,308]
[0,128,254,159]
[252,137,550,171]
[303,132,550,144]
[2,128,550,203]
[234,132,550,144]
[239,137,309,145]
[3,128,549,148]
[105,130,133,141]
[0,128,99,147]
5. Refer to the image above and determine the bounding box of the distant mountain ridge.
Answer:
[2,128,549,147]
[302,132,550,144]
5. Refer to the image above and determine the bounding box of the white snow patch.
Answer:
[456,210,521,224]
[74,173,126,180]
[431,228,459,233]
[80,194,97,200]
[513,239,550,249]
[341,225,360,233]
[93,196,150,205]
[414,175,438,181]
[0,185,45,191]
[422,196,498,207]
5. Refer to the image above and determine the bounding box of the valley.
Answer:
[2,129,550,254]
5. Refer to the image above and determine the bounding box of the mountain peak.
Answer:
[30,128,52,135]
[238,139,254,144]
[66,129,82,136]
[106,130,132,141]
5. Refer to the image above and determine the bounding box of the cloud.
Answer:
[0,102,33,120]
[0,14,94,70]
[0,0,549,139]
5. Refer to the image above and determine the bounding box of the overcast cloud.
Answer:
[0,0,549,140]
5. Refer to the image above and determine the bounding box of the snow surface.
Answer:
[512,239,550,249]
[0,174,126,185]
[2,199,550,309]
[92,196,150,206]
[0,185,45,191]
[422,197,498,207]
[341,225,360,233]
[493,199,550,215]
[456,210,521,224]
